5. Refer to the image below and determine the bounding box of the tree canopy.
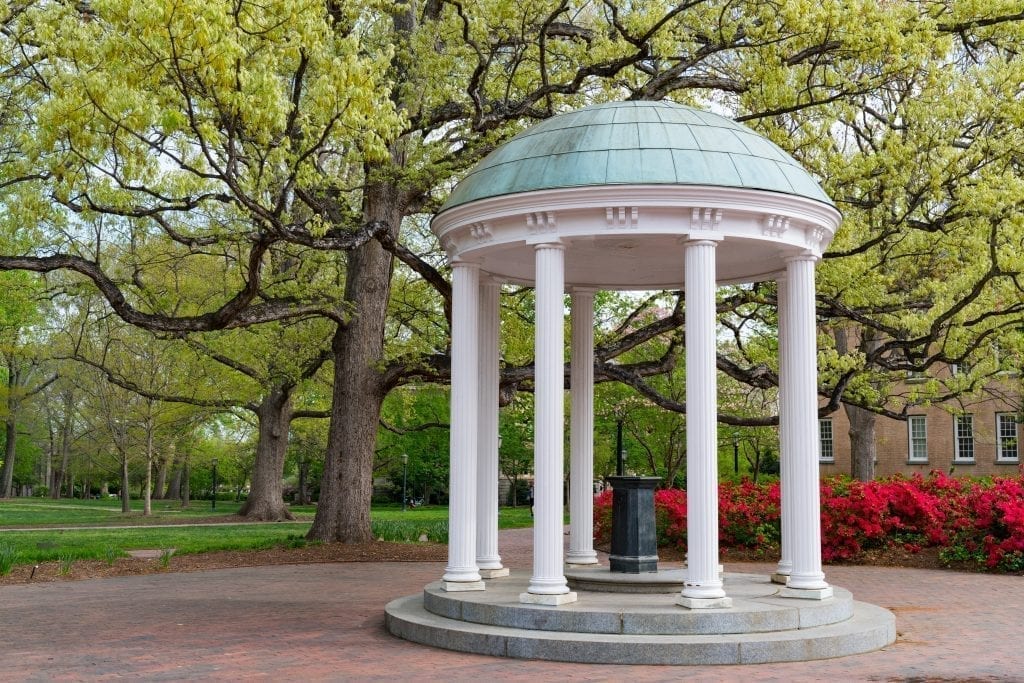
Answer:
[2,1,1024,529]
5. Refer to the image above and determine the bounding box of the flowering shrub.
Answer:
[718,480,780,549]
[654,488,687,548]
[818,478,888,561]
[593,489,614,546]
[592,472,1024,572]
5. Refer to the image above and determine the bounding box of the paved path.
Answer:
[1,527,1022,681]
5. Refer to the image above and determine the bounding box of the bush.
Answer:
[592,472,1024,573]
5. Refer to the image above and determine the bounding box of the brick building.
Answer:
[818,371,1023,478]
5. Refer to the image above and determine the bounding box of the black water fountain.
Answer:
[607,421,660,573]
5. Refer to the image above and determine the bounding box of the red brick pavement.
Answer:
[1,527,1022,681]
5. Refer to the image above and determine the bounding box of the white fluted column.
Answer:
[476,278,508,578]
[442,261,484,591]
[567,289,599,566]
[522,242,577,605]
[773,275,794,585]
[779,253,833,599]
[678,238,731,609]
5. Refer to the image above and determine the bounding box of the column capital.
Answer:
[451,259,481,270]
[783,249,820,265]
[680,234,724,246]
[526,237,565,249]
[569,286,597,296]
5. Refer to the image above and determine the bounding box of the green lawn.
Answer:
[0,499,536,568]
[0,524,313,565]
[0,498,252,526]
[371,504,535,529]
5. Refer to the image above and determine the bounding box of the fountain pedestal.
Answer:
[607,476,661,573]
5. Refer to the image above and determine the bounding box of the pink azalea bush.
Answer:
[593,472,1024,572]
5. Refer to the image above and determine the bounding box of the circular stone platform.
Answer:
[385,571,895,665]
[565,565,689,593]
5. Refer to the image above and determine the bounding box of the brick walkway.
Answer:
[1,528,1022,681]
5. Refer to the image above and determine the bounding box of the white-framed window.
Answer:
[954,414,975,462]
[908,416,928,462]
[951,362,970,376]
[819,418,834,462]
[997,413,1019,462]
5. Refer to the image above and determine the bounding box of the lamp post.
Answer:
[731,432,740,475]
[615,419,626,476]
[401,453,409,512]
[211,458,218,510]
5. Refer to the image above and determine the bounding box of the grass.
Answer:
[0,498,252,526]
[57,550,75,575]
[0,542,19,575]
[0,500,537,568]
[0,525,315,566]
[371,519,449,543]
[372,504,536,530]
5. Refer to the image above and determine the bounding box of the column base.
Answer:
[683,563,725,579]
[566,560,600,569]
[441,580,486,592]
[478,567,510,579]
[565,552,599,566]
[770,572,790,585]
[676,595,733,610]
[520,591,578,606]
[779,586,834,600]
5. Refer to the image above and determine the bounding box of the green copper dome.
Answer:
[440,101,833,211]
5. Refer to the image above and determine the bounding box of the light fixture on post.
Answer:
[401,453,409,512]
[731,431,740,475]
[211,459,218,511]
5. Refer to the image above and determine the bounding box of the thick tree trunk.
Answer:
[238,386,295,521]
[180,460,190,508]
[846,404,877,481]
[834,325,880,481]
[309,182,398,543]
[1,415,16,498]
[166,465,181,500]
[153,448,171,500]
